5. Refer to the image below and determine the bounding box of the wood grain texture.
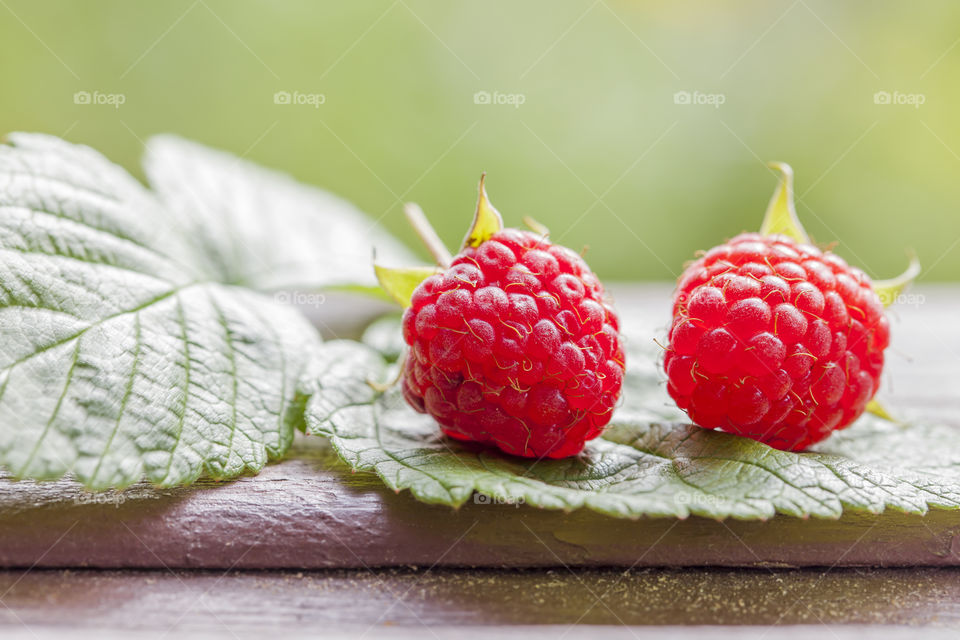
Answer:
[1,567,959,631]
[0,285,958,571]
[1,623,958,640]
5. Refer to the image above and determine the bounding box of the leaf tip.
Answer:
[874,252,921,308]
[373,262,439,307]
[461,173,504,249]
[865,398,899,422]
[760,161,810,244]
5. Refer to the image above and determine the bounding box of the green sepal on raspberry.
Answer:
[376,176,626,459]
[664,162,919,451]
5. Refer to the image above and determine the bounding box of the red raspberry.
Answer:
[664,232,888,451]
[400,229,625,459]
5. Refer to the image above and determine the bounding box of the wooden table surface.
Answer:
[1,284,958,637]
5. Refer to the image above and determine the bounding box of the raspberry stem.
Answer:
[404,202,453,268]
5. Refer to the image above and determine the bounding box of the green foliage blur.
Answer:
[2,1,958,281]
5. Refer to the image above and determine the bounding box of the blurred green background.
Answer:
[2,0,958,281]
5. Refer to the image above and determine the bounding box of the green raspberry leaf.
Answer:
[0,133,403,489]
[306,327,960,520]
[143,135,411,291]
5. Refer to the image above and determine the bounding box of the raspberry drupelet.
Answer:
[391,181,625,459]
[664,163,916,451]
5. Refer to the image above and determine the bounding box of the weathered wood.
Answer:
[1,624,958,640]
[2,437,960,570]
[0,285,958,570]
[1,567,959,630]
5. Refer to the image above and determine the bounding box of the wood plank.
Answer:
[0,285,958,570]
[1,624,957,640]
[1,439,960,569]
[0,567,959,631]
